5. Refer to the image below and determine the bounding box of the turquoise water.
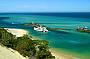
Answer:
[0,14,90,59]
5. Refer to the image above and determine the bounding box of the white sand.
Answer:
[0,28,28,59]
[5,28,28,37]
[0,45,27,59]
[50,48,77,59]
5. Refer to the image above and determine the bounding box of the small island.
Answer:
[76,26,90,33]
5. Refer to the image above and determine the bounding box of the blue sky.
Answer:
[0,0,90,12]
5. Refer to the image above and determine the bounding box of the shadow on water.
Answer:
[0,17,9,19]
[0,17,33,29]
[51,30,71,34]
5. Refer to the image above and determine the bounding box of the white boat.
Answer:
[34,26,48,32]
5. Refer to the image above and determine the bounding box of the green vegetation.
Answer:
[0,28,55,59]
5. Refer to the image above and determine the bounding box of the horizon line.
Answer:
[0,12,90,13]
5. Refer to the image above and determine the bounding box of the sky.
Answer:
[0,0,90,12]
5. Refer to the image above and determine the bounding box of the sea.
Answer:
[0,12,90,59]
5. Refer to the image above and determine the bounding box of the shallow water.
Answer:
[0,13,90,59]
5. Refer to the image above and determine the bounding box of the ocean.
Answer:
[0,13,90,59]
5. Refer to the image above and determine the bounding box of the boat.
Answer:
[34,26,48,32]
[32,23,48,32]
[76,26,90,33]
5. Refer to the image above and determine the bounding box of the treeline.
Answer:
[0,28,55,59]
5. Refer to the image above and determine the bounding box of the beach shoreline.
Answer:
[3,28,78,59]
[0,28,29,59]
[50,48,80,59]
[4,28,28,37]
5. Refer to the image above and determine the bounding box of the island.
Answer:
[76,26,90,33]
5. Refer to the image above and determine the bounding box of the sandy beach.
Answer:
[50,48,78,59]
[5,28,28,37]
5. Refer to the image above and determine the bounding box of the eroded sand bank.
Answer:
[0,45,27,59]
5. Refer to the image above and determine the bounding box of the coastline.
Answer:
[4,28,28,37]
[49,48,78,59]
[3,28,78,59]
[0,28,29,59]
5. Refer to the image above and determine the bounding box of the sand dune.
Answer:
[0,28,28,59]
[0,45,27,59]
